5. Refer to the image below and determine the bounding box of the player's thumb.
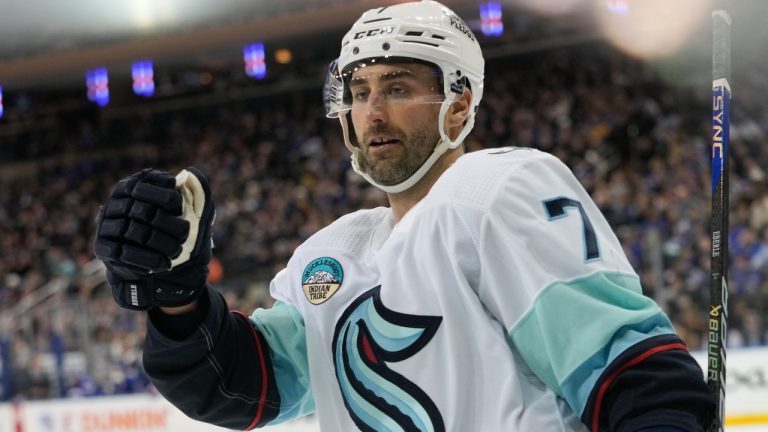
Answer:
[170,167,215,269]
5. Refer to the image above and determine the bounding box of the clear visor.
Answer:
[324,57,445,118]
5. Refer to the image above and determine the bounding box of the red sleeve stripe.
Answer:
[231,310,270,431]
[591,342,688,432]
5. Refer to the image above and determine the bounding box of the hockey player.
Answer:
[94,1,713,431]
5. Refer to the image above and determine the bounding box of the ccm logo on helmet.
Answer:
[353,26,395,40]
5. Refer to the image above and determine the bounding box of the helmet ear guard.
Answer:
[327,0,485,194]
[449,72,468,95]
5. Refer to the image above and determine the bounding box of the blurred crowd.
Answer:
[1,42,767,402]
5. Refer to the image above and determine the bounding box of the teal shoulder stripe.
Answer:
[560,312,675,415]
[250,301,316,424]
[507,272,676,415]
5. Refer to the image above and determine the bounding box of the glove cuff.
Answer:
[107,271,154,310]
[108,260,208,310]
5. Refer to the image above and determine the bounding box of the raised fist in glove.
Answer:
[94,167,215,310]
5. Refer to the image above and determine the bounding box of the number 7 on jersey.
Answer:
[543,197,601,261]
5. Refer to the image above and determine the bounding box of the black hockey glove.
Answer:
[94,167,215,311]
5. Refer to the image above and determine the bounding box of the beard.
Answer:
[359,125,440,186]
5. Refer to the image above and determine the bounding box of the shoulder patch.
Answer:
[302,257,344,305]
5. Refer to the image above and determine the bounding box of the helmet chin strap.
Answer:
[340,96,466,194]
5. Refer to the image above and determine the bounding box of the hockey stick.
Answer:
[707,10,731,432]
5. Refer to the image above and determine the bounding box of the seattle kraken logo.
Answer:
[332,286,444,432]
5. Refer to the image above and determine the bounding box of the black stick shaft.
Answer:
[707,10,731,432]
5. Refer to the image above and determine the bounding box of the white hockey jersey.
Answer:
[249,147,677,431]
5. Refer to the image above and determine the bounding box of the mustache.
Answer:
[361,126,406,145]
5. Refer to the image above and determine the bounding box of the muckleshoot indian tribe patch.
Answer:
[302,257,344,305]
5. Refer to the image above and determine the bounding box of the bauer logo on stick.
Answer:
[302,257,344,305]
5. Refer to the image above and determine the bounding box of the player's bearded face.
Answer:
[357,120,440,186]
[349,63,443,187]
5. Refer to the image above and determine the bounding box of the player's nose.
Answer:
[365,91,388,125]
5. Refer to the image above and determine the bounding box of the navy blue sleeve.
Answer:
[635,428,688,432]
[582,334,714,432]
[143,285,281,429]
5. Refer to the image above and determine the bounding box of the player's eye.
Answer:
[351,89,369,102]
[386,86,408,97]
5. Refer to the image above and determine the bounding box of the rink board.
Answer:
[0,347,766,431]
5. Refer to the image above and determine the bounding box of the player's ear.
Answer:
[446,87,472,130]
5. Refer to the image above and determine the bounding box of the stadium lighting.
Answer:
[596,0,711,59]
[243,43,266,79]
[275,49,293,65]
[132,60,155,97]
[605,0,630,16]
[480,2,504,37]
[86,68,109,107]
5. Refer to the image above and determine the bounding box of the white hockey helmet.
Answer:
[325,0,485,193]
